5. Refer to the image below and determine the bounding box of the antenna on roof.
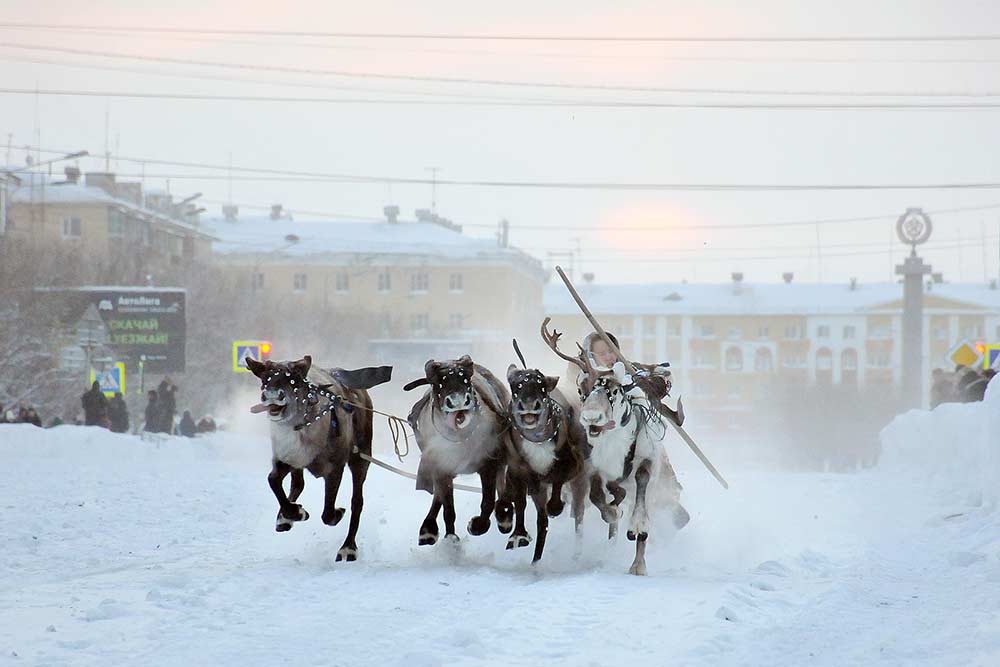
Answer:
[425,166,440,213]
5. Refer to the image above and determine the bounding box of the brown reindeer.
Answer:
[247,355,386,562]
[497,362,589,563]
[405,356,511,546]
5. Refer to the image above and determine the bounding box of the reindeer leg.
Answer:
[288,469,305,502]
[607,481,627,540]
[589,474,620,527]
[441,478,458,542]
[419,496,442,546]
[269,461,309,532]
[530,489,549,563]
[546,478,566,517]
[507,478,531,550]
[495,468,516,534]
[628,460,652,576]
[570,473,588,535]
[468,461,497,536]
[336,457,369,562]
[322,460,347,526]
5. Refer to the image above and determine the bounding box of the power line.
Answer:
[5,42,1000,98]
[3,22,1000,42]
[6,26,1000,64]
[6,88,1000,111]
[73,170,1000,192]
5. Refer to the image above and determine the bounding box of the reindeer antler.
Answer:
[541,317,597,381]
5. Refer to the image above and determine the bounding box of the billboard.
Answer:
[34,287,186,373]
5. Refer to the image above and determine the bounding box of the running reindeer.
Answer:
[542,319,688,576]
[405,355,511,546]
[496,339,589,562]
[247,355,390,562]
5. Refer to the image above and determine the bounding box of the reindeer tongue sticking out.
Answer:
[447,409,470,430]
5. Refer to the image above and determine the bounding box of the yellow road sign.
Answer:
[233,340,271,373]
[90,362,126,397]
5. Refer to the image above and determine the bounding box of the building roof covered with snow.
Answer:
[544,279,1000,316]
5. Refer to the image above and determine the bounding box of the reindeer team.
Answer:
[247,318,690,576]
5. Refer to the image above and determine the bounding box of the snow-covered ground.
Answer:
[2,382,998,667]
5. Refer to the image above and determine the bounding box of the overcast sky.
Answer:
[3,0,1000,285]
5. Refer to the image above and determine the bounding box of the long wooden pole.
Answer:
[555,266,729,490]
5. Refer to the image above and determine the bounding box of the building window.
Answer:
[448,273,463,293]
[643,319,657,336]
[108,210,124,238]
[410,272,429,294]
[251,272,264,290]
[614,322,632,338]
[667,320,681,337]
[843,325,856,340]
[933,325,948,341]
[698,323,715,338]
[842,349,858,371]
[754,348,773,373]
[725,347,743,372]
[817,325,830,339]
[449,313,464,329]
[757,326,769,339]
[728,327,742,340]
[961,324,983,339]
[293,273,308,292]
[816,348,833,370]
[784,325,801,340]
[62,217,82,239]
[410,313,430,333]
[335,273,350,293]
[377,271,391,293]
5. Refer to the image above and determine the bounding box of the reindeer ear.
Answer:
[292,355,312,376]
[544,375,559,392]
[507,363,518,384]
[246,357,267,378]
[424,359,441,379]
[457,355,474,372]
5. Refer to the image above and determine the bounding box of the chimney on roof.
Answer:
[782,272,794,284]
[582,272,595,284]
[64,166,80,184]
[117,182,142,206]
[384,205,400,224]
[85,172,116,195]
[222,204,239,222]
[932,272,943,284]
[731,272,744,294]
[270,204,283,221]
[849,277,858,291]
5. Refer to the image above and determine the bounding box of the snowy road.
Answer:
[2,389,998,666]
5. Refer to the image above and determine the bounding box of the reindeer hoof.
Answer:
[626,530,648,542]
[600,507,621,524]
[418,528,438,546]
[506,533,531,550]
[546,498,565,517]
[443,533,460,545]
[281,504,309,522]
[495,500,514,533]
[335,546,358,562]
[275,519,293,532]
[467,516,491,536]
[323,507,346,526]
[628,562,647,576]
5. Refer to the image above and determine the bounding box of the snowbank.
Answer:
[879,375,1000,505]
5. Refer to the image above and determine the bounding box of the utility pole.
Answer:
[425,167,440,213]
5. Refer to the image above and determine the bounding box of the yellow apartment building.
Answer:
[543,274,1000,425]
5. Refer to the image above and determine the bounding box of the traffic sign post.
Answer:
[232,340,271,373]
[90,362,126,397]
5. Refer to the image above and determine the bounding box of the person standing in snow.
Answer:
[81,381,109,428]
[108,392,130,433]
[143,390,160,433]
[157,379,177,434]
[178,411,197,438]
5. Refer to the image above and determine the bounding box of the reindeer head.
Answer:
[579,363,636,441]
[507,364,559,436]
[246,355,313,423]
[405,355,479,431]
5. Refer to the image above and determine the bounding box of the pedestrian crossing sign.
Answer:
[984,344,1000,370]
[233,340,271,373]
[90,362,126,397]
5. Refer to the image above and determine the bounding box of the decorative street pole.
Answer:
[895,208,933,409]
